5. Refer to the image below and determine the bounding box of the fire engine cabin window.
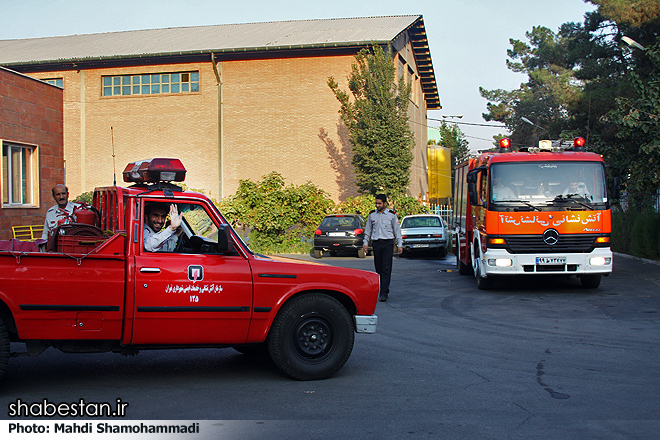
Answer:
[102,71,199,97]
[1,142,38,207]
[489,162,607,206]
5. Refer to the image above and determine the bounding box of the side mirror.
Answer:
[217,225,230,252]
[611,176,621,200]
[468,182,480,206]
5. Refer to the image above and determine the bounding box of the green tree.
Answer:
[479,0,660,207]
[437,121,470,166]
[436,121,470,194]
[328,44,414,197]
[219,172,334,253]
[606,40,660,208]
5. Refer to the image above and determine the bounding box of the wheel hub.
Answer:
[295,318,332,359]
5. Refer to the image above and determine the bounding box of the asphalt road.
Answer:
[1,251,659,440]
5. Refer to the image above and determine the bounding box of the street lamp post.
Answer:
[442,114,463,123]
[622,36,646,51]
[521,117,551,139]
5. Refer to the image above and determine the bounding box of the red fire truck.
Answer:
[0,159,379,382]
[453,138,618,290]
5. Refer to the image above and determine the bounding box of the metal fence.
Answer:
[432,204,453,225]
[618,191,660,213]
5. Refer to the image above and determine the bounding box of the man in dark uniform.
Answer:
[363,194,403,302]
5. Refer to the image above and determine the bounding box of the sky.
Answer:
[0,0,597,152]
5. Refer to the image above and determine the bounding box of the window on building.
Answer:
[2,142,38,207]
[43,78,63,88]
[102,71,200,97]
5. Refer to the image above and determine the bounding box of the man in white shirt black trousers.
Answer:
[363,194,403,302]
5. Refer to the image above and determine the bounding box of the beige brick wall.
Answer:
[29,50,429,203]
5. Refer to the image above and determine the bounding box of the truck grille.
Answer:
[502,234,598,254]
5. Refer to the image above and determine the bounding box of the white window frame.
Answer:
[1,141,39,208]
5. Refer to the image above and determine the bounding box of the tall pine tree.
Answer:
[328,45,414,197]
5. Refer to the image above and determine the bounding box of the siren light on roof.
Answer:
[122,158,187,183]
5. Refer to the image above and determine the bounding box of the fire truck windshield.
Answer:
[489,161,607,209]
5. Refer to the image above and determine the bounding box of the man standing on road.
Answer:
[363,194,403,302]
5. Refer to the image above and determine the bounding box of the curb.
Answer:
[614,252,660,266]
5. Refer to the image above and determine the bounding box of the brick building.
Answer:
[0,15,440,203]
[0,66,64,240]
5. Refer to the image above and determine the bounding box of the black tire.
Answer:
[267,294,354,381]
[476,271,494,290]
[473,244,494,290]
[313,249,323,259]
[0,317,10,382]
[458,258,471,275]
[580,274,601,289]
[457,244,472,275]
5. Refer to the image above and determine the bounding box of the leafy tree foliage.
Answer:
[435,121,471,194]
[334,193,427,219]
[436,121,470,165]
[605,41,660,207]
[328,45,414,197]
[479,0,660,209]
[219,172,334,253]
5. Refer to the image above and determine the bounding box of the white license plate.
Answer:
[328,232,346,237]
[412,244,430,248]
[536,257,566,265]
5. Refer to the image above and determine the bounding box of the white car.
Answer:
[400,214,449,257]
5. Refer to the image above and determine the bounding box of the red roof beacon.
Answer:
[122,158,187,184]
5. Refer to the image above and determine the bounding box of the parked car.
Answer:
[400,214,449,257]
[314,214,367,258]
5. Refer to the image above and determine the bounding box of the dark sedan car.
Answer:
[313,214,367,258]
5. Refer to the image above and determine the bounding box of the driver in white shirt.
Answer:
[144,203,183,252]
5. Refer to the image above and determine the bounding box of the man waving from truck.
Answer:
[144,202,183,252]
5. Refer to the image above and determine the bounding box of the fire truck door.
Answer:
[133,247,253,345]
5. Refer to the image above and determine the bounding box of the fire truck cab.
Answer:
[453,138,617,290]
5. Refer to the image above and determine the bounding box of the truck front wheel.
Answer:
[580,274,601,289]
[268,294,355,380]
[0,317,9,382]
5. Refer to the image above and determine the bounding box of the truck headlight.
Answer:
[589,257,611,266]
[488,258,512,267]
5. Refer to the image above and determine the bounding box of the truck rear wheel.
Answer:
[268,293,354,380]
[457,243,472,275]
[0,317,9,382]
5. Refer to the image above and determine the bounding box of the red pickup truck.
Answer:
[0,159,379,381]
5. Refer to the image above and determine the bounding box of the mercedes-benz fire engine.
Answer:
[453,137,619,290]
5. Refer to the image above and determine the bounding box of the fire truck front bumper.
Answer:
[481,248,613,276]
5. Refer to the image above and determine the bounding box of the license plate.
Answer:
[328,232,345,237]
[536,257,566,265]
[412,244,430,248]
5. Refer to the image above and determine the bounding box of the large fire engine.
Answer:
[453,137,618,290]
